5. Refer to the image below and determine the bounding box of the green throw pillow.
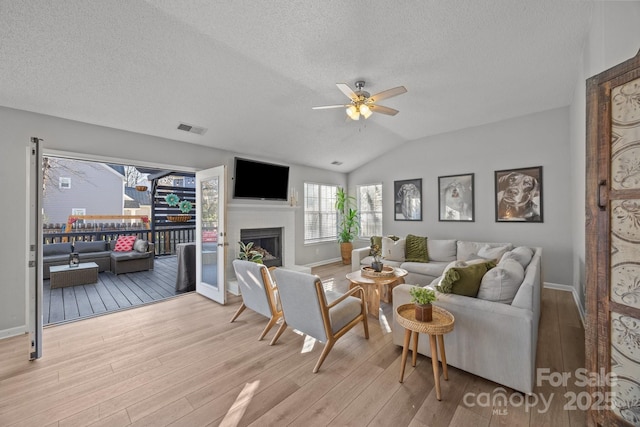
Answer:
[436,261,496,297]
[405,234,429,263]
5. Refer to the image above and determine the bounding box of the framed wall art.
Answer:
[494,166,543,222]
[438,173,474,222]
[394,178,422,221]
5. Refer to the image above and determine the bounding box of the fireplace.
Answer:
[240,227,283,268]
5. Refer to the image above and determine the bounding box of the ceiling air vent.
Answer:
[331,161,343,166]
[177,122,207,135]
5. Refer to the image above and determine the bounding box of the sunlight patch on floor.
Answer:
[321,277,337,291]
[301,334,317,353]
[378,311,392,334]
[219,380,260,427]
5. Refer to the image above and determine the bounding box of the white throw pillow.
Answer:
[427,239,457,262]
[501,246,534,269]
[477,244,510,262]
[382,237,406,262]
[477,258,525,304]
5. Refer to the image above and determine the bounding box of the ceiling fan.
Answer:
[313,81,407,120]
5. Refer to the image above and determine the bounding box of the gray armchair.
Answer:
[230,260,282,341]
[270,268,369,373]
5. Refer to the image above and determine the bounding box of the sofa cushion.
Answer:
[405,234,428,263]
[382,237,405,262]
[114,235,137,252]
[427,239,457,262]
[110,251,151,261]
[401,261,450,277]
[73,240,107,253]
[501,246,534,269]
[457,241,513,261]
[43,243,73,256]
[133,239,149,253]
[44,254,71,263]
[436,260,496,297]
[477,244,510,262]
[78,251,111,260]
[477,258,525,304]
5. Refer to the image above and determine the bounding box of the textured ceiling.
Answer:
[0,1,593,172]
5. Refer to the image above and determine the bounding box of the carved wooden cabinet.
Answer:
[586,50,640,426]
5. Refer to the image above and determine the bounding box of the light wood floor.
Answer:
[0,262,585,426]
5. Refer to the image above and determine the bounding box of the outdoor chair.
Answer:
[270,268,369,373]
[230,260,282,341]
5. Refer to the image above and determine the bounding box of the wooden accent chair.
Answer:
[230,260,282,341]
[270,268,369,373]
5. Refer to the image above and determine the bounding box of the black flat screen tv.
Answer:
[233,157,290,201]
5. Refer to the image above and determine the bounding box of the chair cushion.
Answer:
[477,258,525,304]
[382,237,406,262]
[114,235,137,252]
[73,240,107,253]
[405,234,428,263]
[326,290,363,334]
[43,242,72,256]
[110,251,151,261]
[427,239,457,262]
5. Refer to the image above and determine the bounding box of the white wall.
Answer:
[569,2,640,311]
[0,106,344,338]
[349,107,573,286]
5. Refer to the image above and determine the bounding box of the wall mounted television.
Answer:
[233,157,290,201]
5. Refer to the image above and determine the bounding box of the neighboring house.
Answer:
[124,186,152,223]
[42,158,124,225]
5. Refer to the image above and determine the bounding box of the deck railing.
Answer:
[43,225,196,256]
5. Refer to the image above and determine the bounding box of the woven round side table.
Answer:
[396,303,455,401]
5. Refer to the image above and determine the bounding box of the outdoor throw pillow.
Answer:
[114,235,137,252]
[436,260,496,297]
[133,239,149,253]
[382,236,406,262]
[405,234,429,263]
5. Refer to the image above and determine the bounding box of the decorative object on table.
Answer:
[438,173,474,222]
[409,286,436,322]
[361,265,395,278]
[135,185,148,192]
[238,241,264,264]
[164,193,194,222]
[68,252,80,268]
[494,166,543,222]
[370,242,383,271]
[335,187,359,264]
[394,179,422,221]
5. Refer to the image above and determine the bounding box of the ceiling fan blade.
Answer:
[312,104,349,110]
[368,86,407,103]
[369,104,399,116]
[336,83,358,101]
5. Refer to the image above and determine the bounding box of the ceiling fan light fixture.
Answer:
[360,104,372,119]
[346,105,360,120]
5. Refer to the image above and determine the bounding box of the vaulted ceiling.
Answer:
[0,1,593,172]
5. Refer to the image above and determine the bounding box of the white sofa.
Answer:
[352,239,543,394]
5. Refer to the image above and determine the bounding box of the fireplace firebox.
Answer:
[240,227,283,268]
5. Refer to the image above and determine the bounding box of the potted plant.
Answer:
[238,241,264,264]
[409,286,436,322]
[370,243,383,272]
[335,187,360,265]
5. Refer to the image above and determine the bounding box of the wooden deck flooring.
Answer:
[44,256,184,325]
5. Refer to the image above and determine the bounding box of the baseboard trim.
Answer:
[543,282,585,328]
[0,325,26,340]
[305,257,342,268]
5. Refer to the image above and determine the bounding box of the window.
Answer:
[59,177,71,189]
[304,183,338,244]
[358,184,383,237]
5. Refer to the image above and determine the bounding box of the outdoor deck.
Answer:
[43,256,184,325]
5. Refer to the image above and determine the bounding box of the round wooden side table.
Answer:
[396,303,455,401]
[346,268,408,318]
